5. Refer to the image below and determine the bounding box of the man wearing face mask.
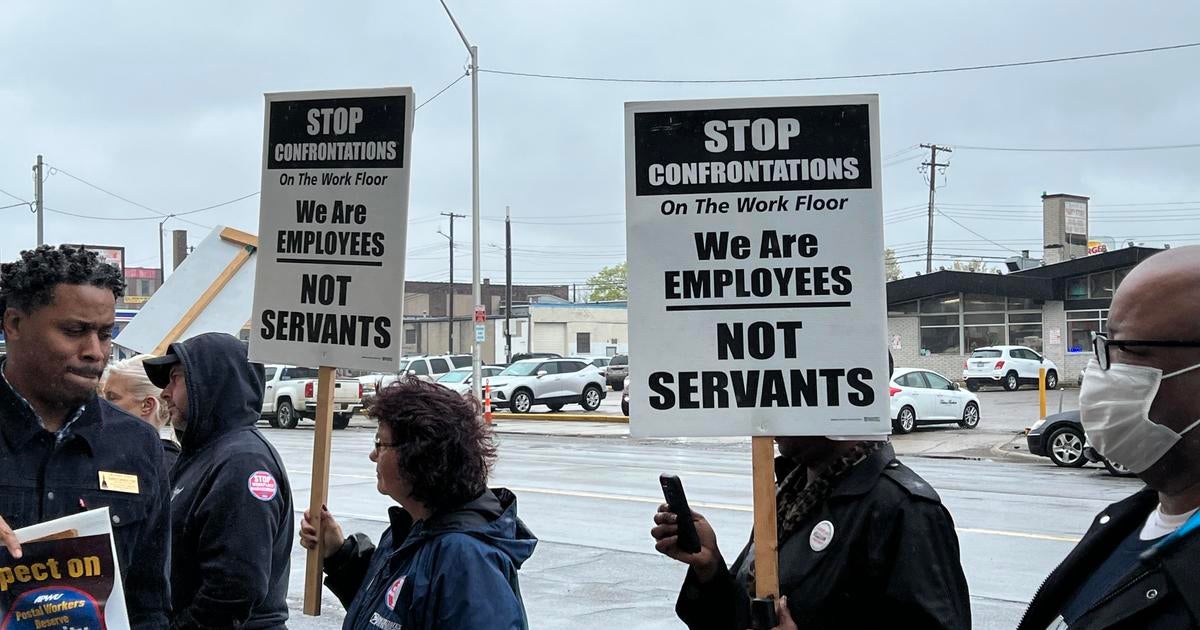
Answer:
[1019,245,1200,630]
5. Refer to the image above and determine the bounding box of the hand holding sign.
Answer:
[0,515,20,560]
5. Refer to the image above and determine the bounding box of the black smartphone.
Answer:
[660,474,701,554]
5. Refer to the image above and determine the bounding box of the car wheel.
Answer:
[511,390,533,414]
[547,404,564,412]
[1045,370,1059,390]
[581,385,603,411]
[1047,426,1086,467]
[1103,458,1137,478]
[1004,371,1020,391]
[965,380,980,392]
[332,413,351,430]
[893,406,916,434]
[277,400,299,430]
[959,402,980,429]
[621,399,629,416]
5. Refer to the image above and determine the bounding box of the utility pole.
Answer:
[158,217,171,288]
[33,155,44,246]
[921,144,952,273]
[504,206,513,364]
[439,0,483,399]
[440,212,465,353]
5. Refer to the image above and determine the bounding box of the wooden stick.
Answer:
[303,366,336,616]
[751,436,780,599]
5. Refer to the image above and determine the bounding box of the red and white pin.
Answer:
[247,470,278,501]
[809,520,835,552]
[386,576,406,609]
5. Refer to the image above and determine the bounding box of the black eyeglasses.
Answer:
[373,437,401,452]
[1091,332,1200,370]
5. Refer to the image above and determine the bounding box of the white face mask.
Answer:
[1079,358,1200,474]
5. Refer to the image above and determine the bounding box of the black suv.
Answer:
[607,354,628,390]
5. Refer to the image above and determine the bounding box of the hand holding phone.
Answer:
[659,474,701,554]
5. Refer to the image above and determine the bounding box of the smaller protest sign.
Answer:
[0,510,128,630]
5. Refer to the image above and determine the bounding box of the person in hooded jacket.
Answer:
[300,377,537,630]
[143,332,294,630]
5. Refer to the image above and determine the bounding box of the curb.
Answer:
[492,412,630,424]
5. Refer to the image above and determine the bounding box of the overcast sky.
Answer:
[3,1,1199,290]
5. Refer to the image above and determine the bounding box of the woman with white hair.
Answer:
[103,354,181,470]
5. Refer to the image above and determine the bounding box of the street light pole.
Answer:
[439,0,483,400]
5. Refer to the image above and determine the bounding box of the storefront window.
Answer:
[1007,298,1044,311]
[1066,277,1089,300]
[889,300,918,315]
[964,294,1006,312]
[1090,272,1114,299]
[1009,324,1044,351]
[1114,267,1130,290]
[1066,310,1108,353]
[919,294,960,314]
[964,326,1005,352]
[920,327,960,355]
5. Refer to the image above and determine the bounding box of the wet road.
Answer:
[272,424,1137,629]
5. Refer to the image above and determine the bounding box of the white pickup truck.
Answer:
[262,365,363,430]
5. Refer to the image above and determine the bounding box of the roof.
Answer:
[1011,247,1161,279]
[887,270,1053,304]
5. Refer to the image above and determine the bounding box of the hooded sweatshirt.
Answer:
[324,488,537,630]
[166,332,294,629]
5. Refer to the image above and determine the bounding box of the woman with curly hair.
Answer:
[300,377,537,630]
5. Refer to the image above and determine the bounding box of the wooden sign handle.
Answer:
[303,366,336,616]
[751,436,780,599]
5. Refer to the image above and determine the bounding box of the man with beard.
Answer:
[1020,246,1200,629]
[143,332,293,629]
[0,245,171,628]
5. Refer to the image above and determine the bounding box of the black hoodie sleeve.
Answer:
[322,533,376,607]
[172,453,289,630]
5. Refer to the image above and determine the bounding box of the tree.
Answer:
[951,259,999,273]
[884,248,903,281]
[586,262,628,301]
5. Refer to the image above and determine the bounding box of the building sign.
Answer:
[1064,201,1087,236]
[625,95,890,438]
[1087,240,1108,255]
[74,245,125,274]
[249,87,414,371]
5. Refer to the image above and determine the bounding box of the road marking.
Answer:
[288,474,1083,543]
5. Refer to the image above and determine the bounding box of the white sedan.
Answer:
[889,368,980,434]
[434,366,504,395]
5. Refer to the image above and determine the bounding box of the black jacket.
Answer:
[676,444,971,630]
[1019,488,1200,629]
[323,489,537,629]
[0,359,171,629]
[166,333,294,630]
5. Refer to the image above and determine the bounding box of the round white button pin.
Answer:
[810,520,835,552]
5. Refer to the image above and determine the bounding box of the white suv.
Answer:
[488,358,607,413]
[963,345,1059,392]
[378,355,457,389]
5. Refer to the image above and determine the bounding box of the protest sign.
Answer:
[0,509,129,630]
[249,87,414,372]
[625,95,890,438]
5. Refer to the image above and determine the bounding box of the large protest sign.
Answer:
[249,87,413,372]
[1,510,129,630]
[625,95,890,438]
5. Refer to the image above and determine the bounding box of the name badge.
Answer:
[99,471,140,494]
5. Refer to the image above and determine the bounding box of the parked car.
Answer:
[607,354,629,390]
[487,358,606,413]
[377,355,458,389]
[571,356,612,377]
[621,375,630,416]
[262,365,363,430]
[963,345,1059,392]
[1026,409,1136,476]
[889,368,980,434]
[435,365,504,395]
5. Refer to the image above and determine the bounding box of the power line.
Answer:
[955,142,1200,153]
[416,71,469,111]
[0,201,32,211]
[934,209,1019,254]
[44,164,213,229]
[0,187,30,204]
[479,41,1200,84]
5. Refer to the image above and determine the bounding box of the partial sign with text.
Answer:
[625,95,890,437]
[250,87,413,371]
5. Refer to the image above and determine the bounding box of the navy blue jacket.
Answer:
[166,333,294,629]
[0,359,171,629]
[324,488,537,630]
